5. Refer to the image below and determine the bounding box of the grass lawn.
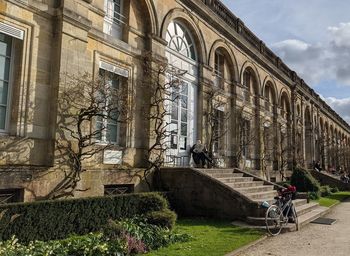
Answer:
[314,191,350,207]
[146,218,264,256]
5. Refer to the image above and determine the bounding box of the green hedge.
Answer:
[0,193,169,243]
[290,167,321,193]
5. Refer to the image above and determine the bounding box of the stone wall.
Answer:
[156,168,262,219]
[310,169,350,191]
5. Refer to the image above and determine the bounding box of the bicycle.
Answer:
[264,189,299,236]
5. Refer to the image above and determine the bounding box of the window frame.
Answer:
[0,33,14,134]
[214,51,225,89]
[103,0,125,38]
[95,68,123,145]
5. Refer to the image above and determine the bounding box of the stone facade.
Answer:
[0,0,350,202]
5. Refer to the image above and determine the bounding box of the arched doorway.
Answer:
[263,81,278,171]
[304,107,313,167]
[165,20,198,164]
[279,91,292,173]
[241,67,260,169]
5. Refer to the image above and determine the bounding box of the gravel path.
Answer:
[237,199,350,256]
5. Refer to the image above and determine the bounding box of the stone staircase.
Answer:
[200,168,330,231]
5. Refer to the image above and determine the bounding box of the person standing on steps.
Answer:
[190,140,212,168]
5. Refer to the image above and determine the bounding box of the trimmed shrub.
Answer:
[320,186,332,197]
[308,191,320,200]
[0,193,170,243]
[330,186,339,193]
[290,167,321,193]
[146,209,177,229]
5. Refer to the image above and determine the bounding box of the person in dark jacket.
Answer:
[190,140,212,168]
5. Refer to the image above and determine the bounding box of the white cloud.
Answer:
[324,97,350,123]
[271,22,350,87]
[328,23,350,48]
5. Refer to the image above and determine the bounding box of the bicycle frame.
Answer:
[275,196,294,222]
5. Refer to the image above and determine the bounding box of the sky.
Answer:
[221,0,350,124]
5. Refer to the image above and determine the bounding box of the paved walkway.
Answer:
[238,199,350,256]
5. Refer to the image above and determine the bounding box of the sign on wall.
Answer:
[103,150,123,165]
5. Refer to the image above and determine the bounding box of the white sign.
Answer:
[103,150,123,164]
[100,61,129,77]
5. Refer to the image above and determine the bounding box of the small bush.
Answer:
[291,167,321,192]
[320,186,332,197]
[330,187,339,193]
[102,219,124,241]
[146,209,177,229]
[308,191,320,200]
[0,233,128,256]
[118,217,190,250]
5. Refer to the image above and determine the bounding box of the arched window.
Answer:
[166,21,196,60]
[165,21,198,161]
[243,70,251,103]
[264,86,271,112]
[214,50,225,88]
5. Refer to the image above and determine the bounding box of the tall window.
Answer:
[214,52,224,89]
[243,71,251,104]
[241,119,250,157]
[170,82,188,150]
[265,86,271,111]
[96,69,122,144]
[0,33,12,132]
[213,109,224,153]
[104,0,124,38]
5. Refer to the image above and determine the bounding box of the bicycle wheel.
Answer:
[292,205,299,231]
[265,205,283,236]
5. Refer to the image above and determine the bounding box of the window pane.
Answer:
[171,134,178,149]
[181,95,187,108]
[0,81,8,105]
[181,109,187,122]
[95,121,103,140]
[109,109,119,124]
[180,136,187,150]
[0,34,12,56]
[0,106,6,130]
[171,104,178,120]
[107,124,118,143]
[111,75,120,89]
[169,121,178,133]
[181,122,187,136]
[0,57,10,81]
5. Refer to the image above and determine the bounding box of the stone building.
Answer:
[0,0,350,202]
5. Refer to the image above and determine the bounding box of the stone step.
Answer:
[209,173,244,178]
[236,185,275,194]
[296,206,330,229]
[201,169,235,174]
[218,177,254,183]
[229,181,265,188]
[246,202,327,227]
[254,198,307,207]
[246,190,278,200]
[295,202,319,216]
[293,199,308,207]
